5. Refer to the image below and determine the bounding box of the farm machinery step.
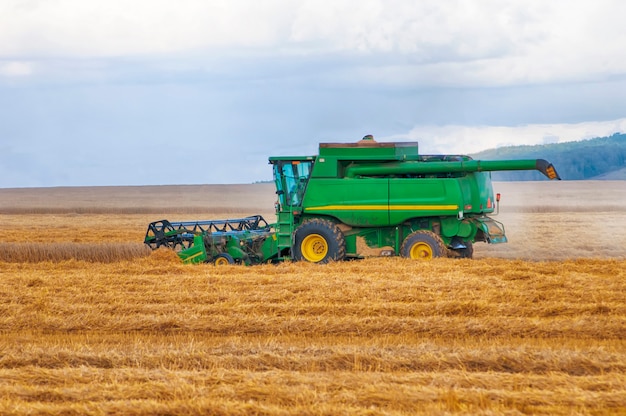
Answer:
[144,215,279,265]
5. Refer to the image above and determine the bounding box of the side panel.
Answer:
[302,178,390,226]
[462,172,496,215]
[388,178,461,224]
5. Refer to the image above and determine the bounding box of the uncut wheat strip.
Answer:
[0,242,151,263]
[1,213,160,244]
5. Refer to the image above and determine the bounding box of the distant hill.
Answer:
[592,166,626,180]
[471,133,626,181]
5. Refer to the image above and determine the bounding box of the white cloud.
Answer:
[291,0,521,57]
[392,118,626,155]
[0,0,293,56]
[0,61,33,76]
[1,0,625,87]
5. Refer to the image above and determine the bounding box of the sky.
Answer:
[1,0,626,187]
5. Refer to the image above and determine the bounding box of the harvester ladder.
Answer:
[276,209,295,259]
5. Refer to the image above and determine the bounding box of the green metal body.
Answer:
[177,231,279,265]
[145,139,560,263]
[269,140,560,259]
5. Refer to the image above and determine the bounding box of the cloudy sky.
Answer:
[1,0,626,187]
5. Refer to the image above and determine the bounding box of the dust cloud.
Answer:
[475,181,626,260]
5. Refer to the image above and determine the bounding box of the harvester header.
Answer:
[145,135,561,264]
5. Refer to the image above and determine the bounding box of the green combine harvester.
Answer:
[144,136,560,264]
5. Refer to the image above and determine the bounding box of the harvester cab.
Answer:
[272,157,315,210]
[145,136,561,264]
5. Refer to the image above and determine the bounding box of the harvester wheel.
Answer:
[400,230,446,260]
[293,219,346,263]
[213,253,235,265]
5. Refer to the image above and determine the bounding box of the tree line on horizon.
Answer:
[471,133,626,181]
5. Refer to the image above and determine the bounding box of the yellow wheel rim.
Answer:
[214,256,230,266]
[301,234,328,262]
[409,242,433,260]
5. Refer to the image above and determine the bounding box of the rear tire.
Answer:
[400,230,446,260]
[293,219,346,263]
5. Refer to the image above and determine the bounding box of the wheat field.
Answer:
[0,181,625,415]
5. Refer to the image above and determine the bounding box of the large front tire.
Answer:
[293,219,346,263]
[400,230,446,260]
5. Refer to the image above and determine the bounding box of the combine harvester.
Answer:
[145,136,560,264]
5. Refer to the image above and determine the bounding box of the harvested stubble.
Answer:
[1,181,625,414]
[1,256,625,415]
